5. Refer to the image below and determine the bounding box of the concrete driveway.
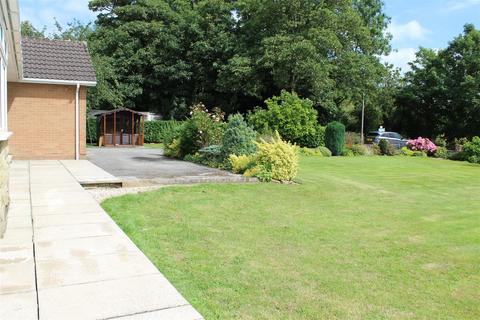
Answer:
[87,147,250,185]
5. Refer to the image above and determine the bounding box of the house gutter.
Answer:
[75,83,80,160]
[20,78,97,87]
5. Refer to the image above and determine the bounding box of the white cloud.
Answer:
[445,0,480,11]
[387,20,429,43]
[382,48,417,73]
[20,0,96,32]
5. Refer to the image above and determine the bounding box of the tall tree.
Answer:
[21,21,47,38]
[394,24,480,139]
[87,0,394,127]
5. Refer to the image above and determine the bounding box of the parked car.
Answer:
[366,131,408,149]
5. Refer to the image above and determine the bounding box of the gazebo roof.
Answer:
[89,108,148,118]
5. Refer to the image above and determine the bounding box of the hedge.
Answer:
[87,117,98,143]
[144,120,183,143]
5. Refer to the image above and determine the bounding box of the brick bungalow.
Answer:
[9,37,96,160]
[0,0,96,235]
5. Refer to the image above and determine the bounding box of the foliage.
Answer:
[454,137,468,152]
[297,125,326,148]
[349,144,370,156]
[221,114,257,158]
[21,21,47,38]
[300,147,332,157]
[434,135,447,148]
[407,137,437,154]
[175,104,225,158]
[254,132,299,182]
[394,25,480,139]
[86,118,98,144]
[144,120,183,144]
[84,0,393,124]
[400,147,427,157]
[345,132,362,147]
[379,139,396,156]
[325,122,346,156]
[247,91,318,146]
[229,154,256,174]
[463,136,480,164]
[371,144,382,156]
[433,147,448,159]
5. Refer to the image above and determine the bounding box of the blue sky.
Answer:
[19,0,480,72]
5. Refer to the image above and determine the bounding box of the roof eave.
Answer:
[20,78,97,87]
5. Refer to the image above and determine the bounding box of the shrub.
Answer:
[176,104,225,158]
[297,124,326,148]
[247,90,318,146]
[371,144,381,155]
[318,146,332,157]
[407,137,437,155]
[254,132,299,182]
[400,146,426,157]
[87,118,98,144]
[345,132,362,147]
[229,154,255,174]
[144,120,182,143]
[349,144,369,156]
[299,146,332,157]
[378,139,396,156]
[325,121,345,156]
[342,148,355,157]
[434,146,448,159]
[221,114,257,158]
[454,137,468,152]
[463,136,480,164]
[434,135,447,148]
[199,145,223,161]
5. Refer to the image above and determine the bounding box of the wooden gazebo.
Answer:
[93,108,145,147]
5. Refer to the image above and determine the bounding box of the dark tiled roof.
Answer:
[22,38,97,83]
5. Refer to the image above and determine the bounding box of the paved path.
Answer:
[0,160,203,320]
[87,147,255,186]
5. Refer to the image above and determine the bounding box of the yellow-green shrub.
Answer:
[229,154,255,174]
[254,132,299,182]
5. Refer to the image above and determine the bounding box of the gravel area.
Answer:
[87,185,168,203]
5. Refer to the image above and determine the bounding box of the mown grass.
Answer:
[102,156,480,319]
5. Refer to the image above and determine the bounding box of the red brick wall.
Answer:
[7,82,87,160]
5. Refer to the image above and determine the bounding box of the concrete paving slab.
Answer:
[34,222,118,241]
[33,212,110,228]
[38,274,189,320]
[6,216,32,229]
[35,235,138,261]
[61,160,121,185]
[32,202,104,216]
[30,191,96,207]
[0,227,32,246]
[3,160,203,320]
[112,305,203,319]
[0,256,36,294]
[0,291,38,320]
[37,251,159,289]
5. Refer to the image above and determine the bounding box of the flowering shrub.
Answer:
[407,137,437,154]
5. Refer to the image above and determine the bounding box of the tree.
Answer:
[394,24,480,139]
[87,0,395,123]
[21,21,46,38]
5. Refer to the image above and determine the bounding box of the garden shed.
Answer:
[92,108,145,147]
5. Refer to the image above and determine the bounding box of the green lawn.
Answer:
[144,143,164,149]
[102,157,480,319]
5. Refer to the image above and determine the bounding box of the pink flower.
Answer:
[407,137,437,154]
